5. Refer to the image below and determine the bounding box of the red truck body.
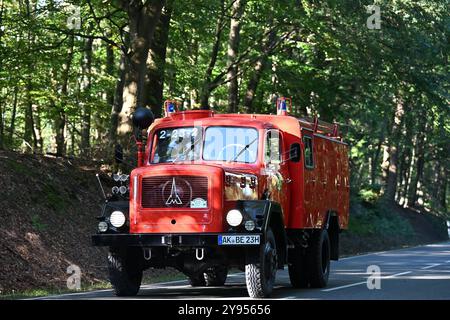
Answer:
[129,110,349,233]
[93,105,349,298]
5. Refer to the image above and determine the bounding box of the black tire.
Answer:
[205,266,228,286]
[245,228,278,298]
[188,266,228,287]
[188,273,206,287]
[288,246,309,288]
[108,248,143,296]
[307,229,331,288]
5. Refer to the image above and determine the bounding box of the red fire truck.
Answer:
[92,99,349,298]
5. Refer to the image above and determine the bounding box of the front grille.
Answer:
[141,176,208,208]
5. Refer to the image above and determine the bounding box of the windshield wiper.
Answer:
[231,137,258,162]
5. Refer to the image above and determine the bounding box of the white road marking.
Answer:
[322,271,412,292]
[421,263,441,270]
[322,281,367,292]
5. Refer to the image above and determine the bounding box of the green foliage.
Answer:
[0,0,447,213]
[349,199,415,239]
[42,183,67,213]
[31,214,48,232]
[359,189,381,205]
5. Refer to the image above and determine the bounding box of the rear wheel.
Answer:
[245,228,278,298]
[205,266,228,286]
[188,274,206,287]
[288,246,309,288]
[108,247,143,296]
[307,229,331,288]
[188,266,228,287]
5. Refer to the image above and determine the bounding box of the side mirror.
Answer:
[290,143,301,162]
[132,107,155,130]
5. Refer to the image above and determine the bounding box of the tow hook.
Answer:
[144,248,152,261]
[195,248,205,261]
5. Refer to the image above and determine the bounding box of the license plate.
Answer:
[218,235,260,245]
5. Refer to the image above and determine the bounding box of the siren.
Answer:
[276,97,292,116]
[164,100,180,117]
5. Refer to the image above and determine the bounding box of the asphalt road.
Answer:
[33,241,450,300]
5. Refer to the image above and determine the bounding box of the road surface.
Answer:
[32,241,450,300]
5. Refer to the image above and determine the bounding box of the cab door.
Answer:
[302,132,317,227]
[264,129,290,222]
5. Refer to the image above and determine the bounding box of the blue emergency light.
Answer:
[277,97,291,115]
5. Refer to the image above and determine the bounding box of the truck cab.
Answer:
[92,101,349,298]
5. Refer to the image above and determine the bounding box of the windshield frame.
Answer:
[148,125,261,165]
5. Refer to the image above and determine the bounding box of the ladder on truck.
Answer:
[298,116,343,141]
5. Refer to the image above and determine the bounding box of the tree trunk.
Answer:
[437,165,447,211]
[23,0,37,153]
[8,85,18,144]
[243,27,277,113]
[55,35,74,156]
[111,51,126,147]
[371,129,385,186]
[385,97,405,202]
[199,0,226,109]
[117,0,165,142]
[24,76,36,153]
[33,104,43,152]
[407,116,426,208]
[226,0,245,113]
[81,30,93,157]
[145,1,173,119]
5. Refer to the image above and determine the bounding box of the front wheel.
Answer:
[245,228,278,298]
[108,247,143,296]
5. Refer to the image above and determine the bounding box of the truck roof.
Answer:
[150,110,344,142]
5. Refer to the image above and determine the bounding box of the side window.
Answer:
[303,136,314,168]
[289,143,301,162]
[265,130,281,164]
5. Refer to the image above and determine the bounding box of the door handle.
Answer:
[286,178,292,184]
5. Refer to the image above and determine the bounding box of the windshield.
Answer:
[203,127,258,163]
[152,127,202,163]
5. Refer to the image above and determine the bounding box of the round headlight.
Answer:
[120,174,129,182]
[226,209,243,227]
[98,221,108,232]
[110,211,126,228]
[119,186,127,194]
[244,220,256,231]
[113,174,120,182]
[112,186,119,194]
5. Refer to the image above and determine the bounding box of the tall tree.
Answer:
[145,1,173,118]
[117,0,165,142]
[226,0,245,113]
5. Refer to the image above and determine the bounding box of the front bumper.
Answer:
[91,233,262,247]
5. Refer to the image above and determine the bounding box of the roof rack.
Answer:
[298,116,341,140]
